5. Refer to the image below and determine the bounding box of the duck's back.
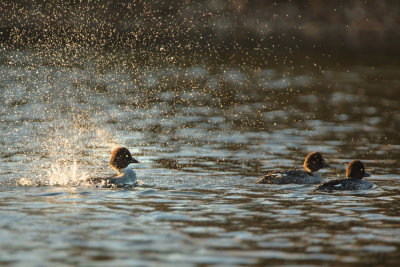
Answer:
[257,170,322,184]
[87,175,117,188]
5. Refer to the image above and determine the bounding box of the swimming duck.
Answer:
[257,151,329,184]
[314,160,373,191]
[88,147,139,188]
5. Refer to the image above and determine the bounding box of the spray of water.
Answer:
[13,110,119,187]
[46,159,89,186]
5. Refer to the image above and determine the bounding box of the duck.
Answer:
[314,160,373,191]
[257,151,329,184]
[88,147,140,188]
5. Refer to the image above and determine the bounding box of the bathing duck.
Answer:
[89,147,139,188]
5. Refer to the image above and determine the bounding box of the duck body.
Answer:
[257,170,323,184]
[106,165,138,187]
[315,178,373,191]
[108,166,137,186]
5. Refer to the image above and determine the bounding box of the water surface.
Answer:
[1,49,400,266]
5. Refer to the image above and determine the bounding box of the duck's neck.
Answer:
[117,165,136,179]
[305,169,314,176]
[347,177,362,180]
[126,165,136,174]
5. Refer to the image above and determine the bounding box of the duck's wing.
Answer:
[87,177,107,184]
[257,171,280,184]
[86,174,118,186]
[257,170,306,184]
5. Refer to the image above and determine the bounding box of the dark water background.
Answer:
[1,1,400,266]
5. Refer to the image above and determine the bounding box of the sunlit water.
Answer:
[1,49,400,266]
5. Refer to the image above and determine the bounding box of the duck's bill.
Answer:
[130,158,140,163]
[322,162,330,168]
[364,172,371,177]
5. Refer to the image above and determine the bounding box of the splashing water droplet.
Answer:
[46,159,89,186]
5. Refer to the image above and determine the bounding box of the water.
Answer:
[1,49,400,266]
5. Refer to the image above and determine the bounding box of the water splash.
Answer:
[46,159,89,186]
[16,159,89,187]
[12,112,119,187]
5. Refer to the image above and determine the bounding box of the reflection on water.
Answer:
[0,50,400,265]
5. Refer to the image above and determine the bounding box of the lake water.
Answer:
[1,49,400,266]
